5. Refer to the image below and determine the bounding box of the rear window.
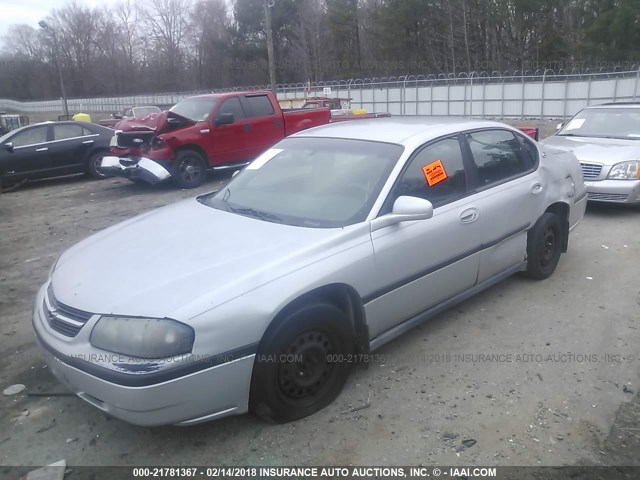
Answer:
[244,95,275,117]
[466,130,533,187]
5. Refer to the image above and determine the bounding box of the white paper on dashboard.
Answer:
[246,148,283,170]
[564,118,586,130]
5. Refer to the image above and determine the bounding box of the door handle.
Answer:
[243,124,252,132]
[531,183,543,195]
[273,120,283,127]
[35,147,48,152]
[82,140,94,144]
[460,208,479,224]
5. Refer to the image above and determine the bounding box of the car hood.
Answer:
[542,135,640,166]
[114,111,194,132]
[51,198,348,319]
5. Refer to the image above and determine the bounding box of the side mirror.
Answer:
[4,142,13,152]
[215,113,234,126]
[370,196,434,231]
[556,122,564,131]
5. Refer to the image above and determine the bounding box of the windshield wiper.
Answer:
[227,205,283,223]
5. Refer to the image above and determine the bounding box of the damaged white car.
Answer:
[33,118,586,426]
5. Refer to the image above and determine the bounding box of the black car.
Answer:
[0,121,114,190]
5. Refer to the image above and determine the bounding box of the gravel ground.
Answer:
[0,124,638,472]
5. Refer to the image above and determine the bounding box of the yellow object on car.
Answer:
[72,113,91,122]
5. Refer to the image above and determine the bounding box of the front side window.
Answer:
[466,130,531,187]
[218,97,246,121]
[11,126,48,147]
[200,137,403,228]
[385,136,468,209]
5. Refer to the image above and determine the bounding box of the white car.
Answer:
[33,118,586,426]
[543,103,640,204]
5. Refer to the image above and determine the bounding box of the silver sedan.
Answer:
[33,118,586,426]
[543,103,640,204]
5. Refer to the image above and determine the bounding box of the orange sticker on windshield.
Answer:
[422,160,448,186]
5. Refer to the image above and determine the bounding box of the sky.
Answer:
[0,0,110,42]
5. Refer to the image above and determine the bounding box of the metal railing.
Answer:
[2,67,640,119]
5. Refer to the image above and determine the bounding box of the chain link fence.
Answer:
[2,67,640,119]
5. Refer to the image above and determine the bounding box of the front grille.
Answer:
[44,284,94,337]
[580,162,603,179]
[587,192,628,202]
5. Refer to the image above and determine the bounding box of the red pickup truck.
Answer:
[101,91,331,188]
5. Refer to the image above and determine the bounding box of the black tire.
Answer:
[249,302,354,423]
[87,151,109,179]
[523,212,563,280]
[173,150,206,189]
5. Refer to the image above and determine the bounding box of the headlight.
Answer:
[607,161,640,180]
[48,257,59,278]
[90,317,195,359]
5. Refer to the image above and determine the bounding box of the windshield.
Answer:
[200,137,403,228]
[169,98,218,122]
[133,106,161,118]
[558,107,640,139]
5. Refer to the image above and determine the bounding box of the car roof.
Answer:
[191,90,272,100]
[294,116,515,146]
[3,121,107,137]
[587,102,640,109]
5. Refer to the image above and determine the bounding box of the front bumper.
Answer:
[32,284,254,426]
[100,156,172,185]
[584,179,640,204]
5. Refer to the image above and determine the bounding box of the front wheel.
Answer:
[249,302,354,423]
[523,212,563,280]
[173,150,206,189]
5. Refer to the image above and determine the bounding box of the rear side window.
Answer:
[218,97,246,121]
[53,124,84,140]
[243,95,275,117]
[386,137,467,209]
[465,130,532,187]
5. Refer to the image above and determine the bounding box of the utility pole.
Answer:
[39,20,69,118]
[264,0,276,95]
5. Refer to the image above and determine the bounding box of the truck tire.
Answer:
[173,150,206,189]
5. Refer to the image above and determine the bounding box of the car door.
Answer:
[209,96,251,165]
[49,124,95,174]
[366,135,482,339]
[240,93,283,158]
[1,125,51,182]
[461,128,545,284]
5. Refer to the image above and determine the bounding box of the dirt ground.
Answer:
[0,125,639,473]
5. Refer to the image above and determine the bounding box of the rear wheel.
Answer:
[87,151,109,179]
[249,302,353,423]
[523,212,563,280]
[173,150,206,189]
